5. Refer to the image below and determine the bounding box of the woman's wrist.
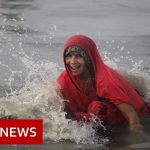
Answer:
[129,123,143,133]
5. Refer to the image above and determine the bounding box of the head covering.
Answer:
[64,46,83,57]
[58,34,149,119]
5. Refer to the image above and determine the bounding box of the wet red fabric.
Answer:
[57,35,149,126]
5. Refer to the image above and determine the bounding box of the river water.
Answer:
[0,0,150,149]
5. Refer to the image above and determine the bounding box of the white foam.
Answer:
[0,52,106,146]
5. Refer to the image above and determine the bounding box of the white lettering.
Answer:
[10,127,16,137]
[30,127,36,137]
[17,128,29,137]
[0,128,8,137]
[0,127,37,138]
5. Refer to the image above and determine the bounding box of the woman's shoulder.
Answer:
[57,70,70,84]
[58,70,68,78]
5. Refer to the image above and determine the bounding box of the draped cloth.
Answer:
[57,35,149,126]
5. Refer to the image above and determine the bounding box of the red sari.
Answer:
[57,35,149,126]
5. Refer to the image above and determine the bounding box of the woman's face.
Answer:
[65,52,88,77]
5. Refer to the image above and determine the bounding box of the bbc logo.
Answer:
[0,120,43,144]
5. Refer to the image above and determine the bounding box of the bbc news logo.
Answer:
[0,120,43,144]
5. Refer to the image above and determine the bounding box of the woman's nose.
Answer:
[70,56,76,64]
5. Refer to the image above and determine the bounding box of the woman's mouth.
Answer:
[69,64,80,71]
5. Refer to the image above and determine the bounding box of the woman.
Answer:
[57,34,150,133]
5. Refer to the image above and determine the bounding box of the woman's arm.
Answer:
[117,103,143,133]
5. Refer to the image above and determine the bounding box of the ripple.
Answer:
[0,24,36,34]
[0,0,35,10]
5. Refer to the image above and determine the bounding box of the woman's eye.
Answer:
[66,54,72,58]
[76,54,82,58]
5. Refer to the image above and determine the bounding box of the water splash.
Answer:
[0,52,107,146]
[0,35,106,146]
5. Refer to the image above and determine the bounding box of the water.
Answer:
[0,0,150,149]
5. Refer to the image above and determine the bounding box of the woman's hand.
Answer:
[129,123,143,133]
[117,103,142,133]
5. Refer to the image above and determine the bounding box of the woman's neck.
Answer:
[76,72,91,92]
[76,68,91,81]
